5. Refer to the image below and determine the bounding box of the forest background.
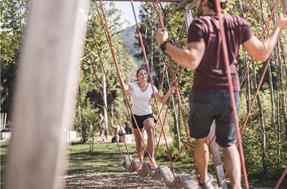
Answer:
[1,0,286,181]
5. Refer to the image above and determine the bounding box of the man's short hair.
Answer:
[207,0,228,11]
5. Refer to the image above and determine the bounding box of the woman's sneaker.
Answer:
[135,161,143,172]
[149,158,158,170]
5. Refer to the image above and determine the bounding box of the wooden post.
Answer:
[5,0,89,189]
[208,122,228,189]
[0,113,7,139]
[282,0,287,14]
[102,73,109,138]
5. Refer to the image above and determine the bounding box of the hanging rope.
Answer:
[151,19,193,169]
[245,0,254,18]
[274,166,287,189]
[155,0,165,28]
[95,1,156,163]
[153,1,203,183]
[130,0,178,175]
[84,44,125,154]
[133,2,201,182]
[214,1,249,188]
[164,14,202,184]
[240,0,280,86]
[154,98,171,156]
[86,40,132,159]
[130,1,202,186]
[240,0,281,136]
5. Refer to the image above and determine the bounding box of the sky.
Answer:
[114,2,141,27]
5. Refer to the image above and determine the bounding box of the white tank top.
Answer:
[129,81,158,116]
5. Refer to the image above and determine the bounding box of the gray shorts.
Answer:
[188,91,240,147]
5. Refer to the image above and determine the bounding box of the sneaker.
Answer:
[149,159,158,170]
[136,161,143,172]
[199,177,213,189]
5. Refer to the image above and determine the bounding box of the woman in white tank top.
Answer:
[120,67,175,171]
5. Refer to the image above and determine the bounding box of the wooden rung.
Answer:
[138,161,149,177]
[149,168,162,180]
[141,161,162,180]
[123,156,137,173]
[177,173,197,189]
[168,176,183,189]
[159,166,176,187]
[123,155,132,171]
[123,159,223,189]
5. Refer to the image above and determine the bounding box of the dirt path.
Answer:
[64,172,164,189]
[64,172,285,189]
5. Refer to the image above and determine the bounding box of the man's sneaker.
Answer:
[199,177,213,189]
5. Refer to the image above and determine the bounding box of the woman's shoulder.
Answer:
[129,81,138,90]
[129,81,137,86]
[149,83,158,92]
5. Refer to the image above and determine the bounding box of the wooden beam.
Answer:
[282,0,287,14]
[94,0,180,2]
[5,0,89,189]
[208,122,228,189]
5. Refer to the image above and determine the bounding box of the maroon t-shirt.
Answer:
[188,14,253,93]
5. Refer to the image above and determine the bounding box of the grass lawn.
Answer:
[1,141,287,188]
[0,142,8,189]
[67,142,193,175]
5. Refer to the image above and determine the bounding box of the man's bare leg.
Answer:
[195,138,210,184]
[222,145,242,189]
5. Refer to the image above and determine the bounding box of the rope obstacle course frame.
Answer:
[4,0,287,189]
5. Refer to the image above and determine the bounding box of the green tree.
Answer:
[0,0,28,124]
[138,0,287,179]
[74,1,137,143]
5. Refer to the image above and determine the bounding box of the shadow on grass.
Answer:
[67,143,136,175]
[1,154,7,189]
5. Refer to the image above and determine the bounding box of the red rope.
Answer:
[240,52,249,87]
[90,40,132,158]
[240,60,271,135]
[87,48,126,155]
[240,0,280,135]
[155,0,164,28]
[261,0,280,38]
[152,1,202,181]
[154,99,171,156]
[240,0,280,87]
[245,0,254,18]
[215,1,249,188]
[174,69,200,177]
[96,1,154,162]
[132,0,198,178]
[274,166,287,189]
[130,0,177,174]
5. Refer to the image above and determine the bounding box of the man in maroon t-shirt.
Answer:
[156,0,287,188]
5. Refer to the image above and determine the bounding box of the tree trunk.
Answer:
[103,73,109,139]
[165,68,180,148]
[79,84,88,143]
[257,95,267,172]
